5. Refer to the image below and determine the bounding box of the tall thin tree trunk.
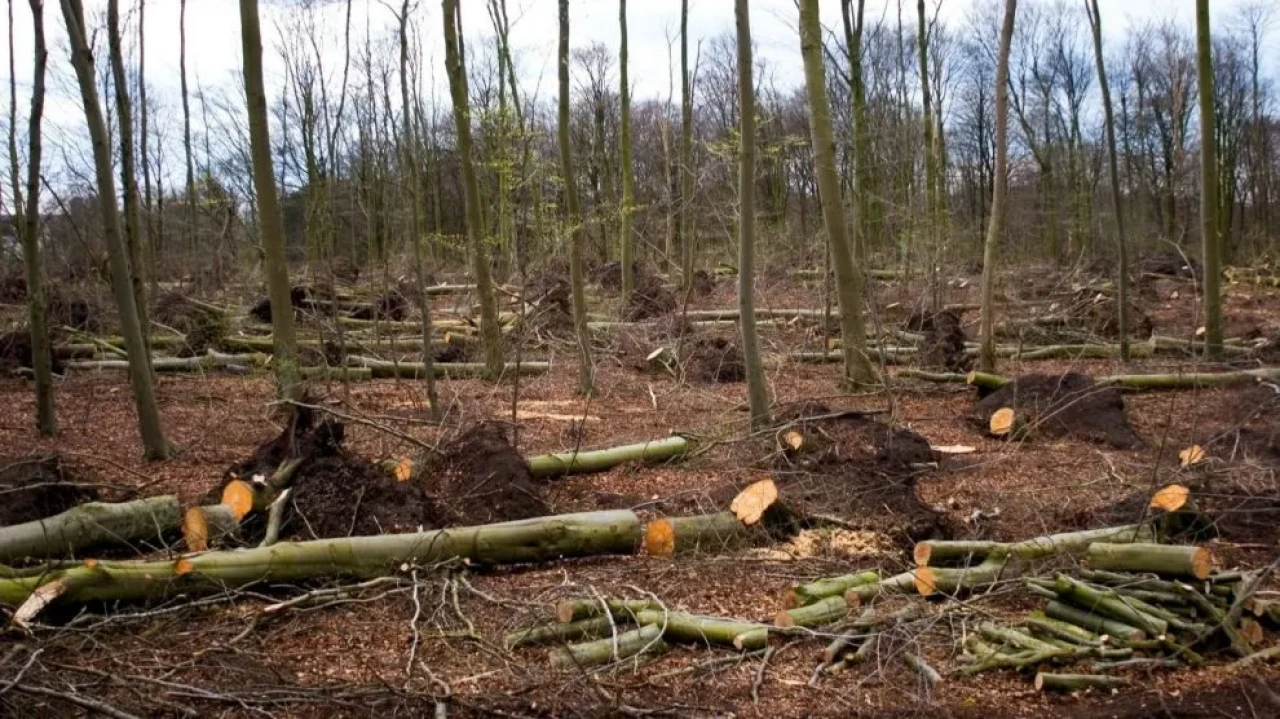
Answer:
[978,0,1016,373]
[558,0,594,395]
[443,0,503,379]
[1086,0,1130,362]
[735,0,769,428]
[799,0,876,387]
[179,0,195,255]
[917,0,940,304]
[10,0,54,434]
[239,0,301,405]
[842,0,876,261]
[108,0,150,351]
[60,0,169,459]
[1195,0,1222,358]
[619,0,635,298]
[138,0,155,288]
[679,0,694,290]
[399,2,441,416]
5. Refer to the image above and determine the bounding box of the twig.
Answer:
[751,645,776,706]
[405,570,424,682]
[0,648,43,696]
[9,683,143,719]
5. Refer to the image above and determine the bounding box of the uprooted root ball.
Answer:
[418,423,548,526]
[968,372,1142,448]
[0,454,99,526]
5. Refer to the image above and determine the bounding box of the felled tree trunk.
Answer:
[633,609,769,648]
[0,496,181,562]
[527,436,689,478]
[642,512,755,557]
[1087,542,1212,580]
[0,510,645,611]
[549,624,667,668]
[345,356,549,379]
[914,524,1153,566]
[182,504,241,552]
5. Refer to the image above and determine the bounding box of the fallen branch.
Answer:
[549,624,668,669]
[0,496,180,563]
[1034,673,1128,692]
[527,436,689,479]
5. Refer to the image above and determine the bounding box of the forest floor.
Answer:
[2,260,1280,717]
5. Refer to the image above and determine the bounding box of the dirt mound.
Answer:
[0,455,99,526]
[623,274,677,321]
[0,273,27,303]
[420,423,547,526]
[690,269,715,297]
[46,290,101,332]
[771,414,946,547]
[590,260,643,292]
[524,277,575,335]
[1071,291,1153,339]
[248,286,312,324]
[968,372,1142,448]
[683,335,745,383]
[153,293,228,355]
[905,308,971,372]
[348,290,408,322]
[1137,250,1200,279]
[285,455,430,539]
[433,340,474,363]
[223,405,344,483]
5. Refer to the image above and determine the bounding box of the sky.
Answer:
[0,0,1275,182]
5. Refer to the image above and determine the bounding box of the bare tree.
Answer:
[107,0,150,348]
[978,0,1017,373]
[60,0,170,458]
[735,0,768,427]
[619,0,635,298]
[559,0,594,395]
[1195,0,1222,357]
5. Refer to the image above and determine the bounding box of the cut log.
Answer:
[732,628,769,651]
[633,609,769,648]
[1052,575,1168,637]
[1035,673,1129,692]
[220,458,304,518]
[182,504,241,552]
[1178,446,1206,467]
[527,436,689,478]
[345,356,549,379]
[645,347,678,376]
[988,407,1018,437]
[1025,611,1102,646]
[915,556,1012,597]
[298,366,373,381]
[785,571,880,608]
[913,524,1153,567]
[0,496,181,562]
[775,595,848,628]
[505,616,619,649]
[549,624,667,669]
[966,371,1011,391]
[1086,542,1212,580]
[844,571,917,606]
[1151,484,1191,512]
[730,478,778,526]
[0,510,645,611]
[642,512,755,557]
[555,598,661,624]
[1043,600,1146,642]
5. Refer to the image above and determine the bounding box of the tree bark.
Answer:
[641,511,755,557]
[558,0,595,395]
[1086,542,1212,580]
[618,0,635,298]
[527,436,689,479]
[60,0,170,459]
[786,571,880,608]
[679,0,694,291]
[798,0,876,387]
[443,0,504,379]
[0,510,645,610]
[0,496,180,562]
[345,357,549,380]
[549,624,667,668]
[634,609,769,648]
[10,0,55,434]
[978,0,1017,372]
[1035,673,1128,692]
[240,0,301,405]
[1195,0,1223,358]
[734,0,770,428]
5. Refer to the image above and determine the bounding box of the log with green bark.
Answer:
[1086,542,1212,580]
[549,623,668,669]
[527,436,689,479]
[1025,611,1103,646]
[1043,600,1146,642]
[775,595,849,628]
[1035,673,1129,692]
[914,524,1154,567]
[345,356,549,380]
[297,366,373,381]
[788,348,916,365]
[506,616,621,649]
[1053,575,1168,637]
[914,556,1013,597]
[903,652,942,685]
[0,496,181,563]
[182,504,241,552]
[904,368,1280,392]
[555,598,661,623]
[642,512,758,557]
[634,609,770,648]
[0,510,645,611]
[844,571,917,605]
[785,571,880,608]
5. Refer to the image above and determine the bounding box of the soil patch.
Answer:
[1137,250,1200,280]
[248,286,312,324]
[906,308,971,372]
[418,423,547,526]
[153,293,228,355]
[524,277,575,336]
[968,372,1142,448]
[683,334,745,383]
[285,455,430,539]
[348,290,408,321]
[0,329,63,374]
[690,269,715,297]
[0,455,99,526]
[590,260,640,292]
[623,274,677,321]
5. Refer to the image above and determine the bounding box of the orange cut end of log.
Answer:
[174,558,196,576]
[183,507,210,552]
[965,371,979,386]
[731,478,779,526]
[913,543,932,567]
[1033,672,1048,692]
[913,567,938,596]
[773,609,796,628]
[1179,445,1206,467]
[1240,618,1265,645]
[783,431,804,452]
[1149,484,1190,513]
[643,518,676,558]
[222,480,255,521]
[989,408,1016,437]
[1190,546,1213,581]
[392,458,414,482]
[554,600,578,624]
[83,558,98,569]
